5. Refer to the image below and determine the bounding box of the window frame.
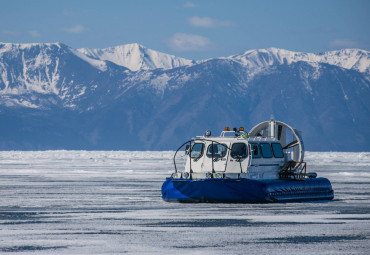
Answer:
[190,143,205,158]
[250,143,261,158]
[206,143,227,158]
[271,143,284,158]
[260,143,273,158]
[230,142,248,159]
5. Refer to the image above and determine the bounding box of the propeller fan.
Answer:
[249,120,304,162]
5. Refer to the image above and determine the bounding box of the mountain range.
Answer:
[0,42,369,151]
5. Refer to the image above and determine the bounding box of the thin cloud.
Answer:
[2,30,18,36]
[62,25,86,34]
[28,30,40,37]
[168,33,213,51]
[184,2,196,8]
[329,39,363,48]
[188,16,234,28]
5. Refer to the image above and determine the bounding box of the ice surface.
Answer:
[0,151,369,254]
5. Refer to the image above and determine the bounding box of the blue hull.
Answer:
[161,177,334,203]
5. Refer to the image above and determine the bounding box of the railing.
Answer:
[279,161,307,180]
[173,140,193,173]
[172,138,252,179]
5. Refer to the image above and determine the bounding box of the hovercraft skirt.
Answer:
[161,177,334,203]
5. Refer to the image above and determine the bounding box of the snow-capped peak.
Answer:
[226,48,370,74]
[77,43,194,71]
[0,42,107,72]
[0,42,64,55]
[70,48,107,72]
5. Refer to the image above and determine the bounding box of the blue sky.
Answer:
[1,0,369,60]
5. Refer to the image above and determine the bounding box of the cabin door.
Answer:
[225,142,251,174]
[202,142,229,173]
[186,142,206,173]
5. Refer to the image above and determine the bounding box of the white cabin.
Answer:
[174,119,305,180]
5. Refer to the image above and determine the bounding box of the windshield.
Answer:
[206,143,227,158]
[190,143,204,158]
[230,143,248,159]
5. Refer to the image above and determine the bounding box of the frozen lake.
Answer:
[0,151,369,254]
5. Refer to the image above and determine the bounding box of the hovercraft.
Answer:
[161,119,334,203]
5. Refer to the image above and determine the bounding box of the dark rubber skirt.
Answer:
[161,177,334,203]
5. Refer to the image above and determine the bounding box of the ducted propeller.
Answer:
[249,120,304,162]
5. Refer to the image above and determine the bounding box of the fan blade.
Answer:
[282,140,298,150]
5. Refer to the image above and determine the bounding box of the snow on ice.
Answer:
[0,151,369,254]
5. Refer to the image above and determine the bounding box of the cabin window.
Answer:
[206,143,227,158]
[190,143,204,158]
[271,143,284,158]
[231,143,248,159]
[260,143,273,158]
[250,143,261,158]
